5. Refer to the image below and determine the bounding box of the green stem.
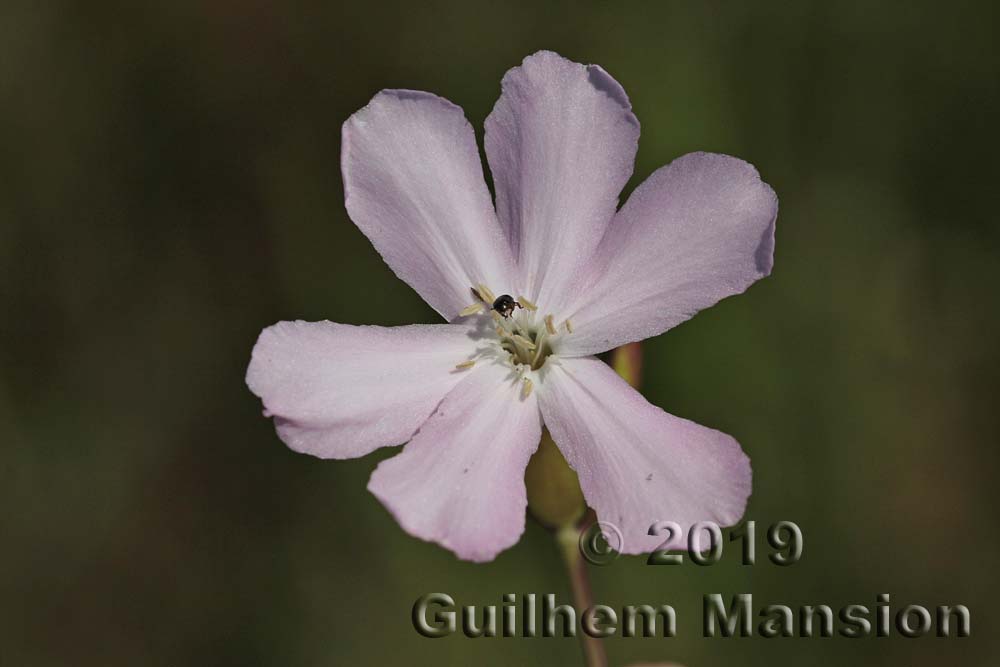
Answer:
[556,524,607,667]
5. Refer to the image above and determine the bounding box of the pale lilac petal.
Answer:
[484,51,640,313]
[538,357,751,554]
[368,362,542,562]
[557,152,777,357]
[246,321,480,459]
[342,90,517,320]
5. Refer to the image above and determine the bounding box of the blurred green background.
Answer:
[3,1,998,665]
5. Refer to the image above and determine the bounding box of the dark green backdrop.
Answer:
[3,1,997,665]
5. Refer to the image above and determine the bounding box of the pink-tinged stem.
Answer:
[557,524,608,667]
[610,341,643,388]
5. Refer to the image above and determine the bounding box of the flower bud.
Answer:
[525,429,586,528]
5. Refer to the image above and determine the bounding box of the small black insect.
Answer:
[492,294,522,318]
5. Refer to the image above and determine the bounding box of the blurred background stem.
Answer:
[610,341,643,389]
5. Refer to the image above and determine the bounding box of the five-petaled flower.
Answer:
[247,51,777,562]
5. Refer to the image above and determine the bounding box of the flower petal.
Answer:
[342,90,517,320]
[558,152,778,357]
[246,321,480,459]
[368,361,542,562]
[484,51,640,313]
[537,357,751,554]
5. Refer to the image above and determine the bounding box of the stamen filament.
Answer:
[531,338,546,367]
[512,334,536,350]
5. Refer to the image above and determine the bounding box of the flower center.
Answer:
[495,311,551,370]
[453,284,574,398]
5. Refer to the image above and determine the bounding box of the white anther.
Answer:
[454,360,476,370]
[458,302,484,317]
[517,296,538,311]
[521,377,534,399]
[476,283,496,303]
[544,314,557,335]
[564,318,574,333]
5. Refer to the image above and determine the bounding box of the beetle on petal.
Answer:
[491,294,522,319]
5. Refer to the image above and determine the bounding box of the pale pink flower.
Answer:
[247,51,777,562]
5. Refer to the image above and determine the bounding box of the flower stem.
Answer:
[543,343,641,667]
[556,523,607,667]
